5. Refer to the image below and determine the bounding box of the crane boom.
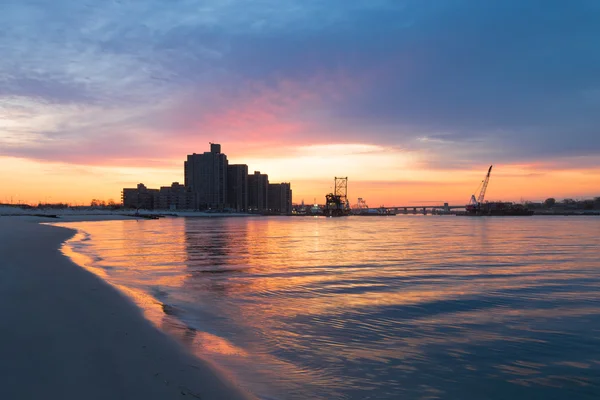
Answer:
[477,165,493,205]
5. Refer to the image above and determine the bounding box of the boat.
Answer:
[310,203,322,215]
[350,198,396,216]
[463,165,533,216]
[324,192,350,217]
[466,202,534,216]
[323,177,350,217]
[353,207,397,216]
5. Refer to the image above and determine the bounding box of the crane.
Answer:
[468,165,493,211]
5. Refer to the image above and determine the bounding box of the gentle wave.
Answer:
[55,216,600,400]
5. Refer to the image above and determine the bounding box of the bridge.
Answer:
[380,203,466,214]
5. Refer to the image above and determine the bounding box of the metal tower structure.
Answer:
[334,177,348,205]
[324,177,350,217]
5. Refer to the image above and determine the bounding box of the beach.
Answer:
[44,215,600,400]
[0,216,255,400]
[3,215,600,399]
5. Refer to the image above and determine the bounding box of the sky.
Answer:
[1,0,599,206]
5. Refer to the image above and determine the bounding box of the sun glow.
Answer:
[2,150,598,207]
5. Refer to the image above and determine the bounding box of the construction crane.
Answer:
[467,165,493,211]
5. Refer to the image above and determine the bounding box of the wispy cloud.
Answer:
[1,0,599,171]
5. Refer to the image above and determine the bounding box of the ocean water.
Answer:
[55,216,600,399]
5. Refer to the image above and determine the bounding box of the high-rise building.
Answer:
[268,182,293,214]
[248,171,268,212]
[184,143,228,210]
[227,164,248,212]
[122,183,159,210]
[282,183,293,214]
[158,182,195,210]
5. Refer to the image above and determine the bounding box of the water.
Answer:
[54,216,600,399]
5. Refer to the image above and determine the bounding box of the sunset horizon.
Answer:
[2,2,600,400]
[2,152,599,207]
[2,1,599,207]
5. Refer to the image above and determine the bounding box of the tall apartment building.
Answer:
[122,183,159,210]
[227,164,248,212]
[184,143,228,210]
[158,182,195,210]
[248,171,268,212]
[268,182,293,214]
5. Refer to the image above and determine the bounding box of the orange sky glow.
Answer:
[1,149,598,207]
[2,2,599,207]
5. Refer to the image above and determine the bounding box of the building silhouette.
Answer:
[122,183,159,209]
[185,143,228,210]
[248,171,268,212]
[268,183,293,214]
[122,143,292,212]
[158,182,194,210]
[227,164,248,212]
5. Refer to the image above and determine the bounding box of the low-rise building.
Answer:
[268,182,292,214]
[122,183,159,210]
[158,182,195,210]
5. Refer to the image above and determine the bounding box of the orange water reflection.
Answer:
[54,216,600,400]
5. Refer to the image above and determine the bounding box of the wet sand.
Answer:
[0,216,255,400]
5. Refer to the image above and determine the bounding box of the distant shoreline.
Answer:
[1,207,599,219]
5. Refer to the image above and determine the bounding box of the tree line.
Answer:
[535,197,600,210]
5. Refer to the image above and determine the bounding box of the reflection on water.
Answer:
[55,216,600,399]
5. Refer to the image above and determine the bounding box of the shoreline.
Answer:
[0,206,264,219]
[0,216,256,400]
[2,206,599,220]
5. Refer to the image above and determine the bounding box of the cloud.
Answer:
[0,0,599,169]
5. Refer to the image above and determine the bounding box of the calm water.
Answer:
[55,216,600,399]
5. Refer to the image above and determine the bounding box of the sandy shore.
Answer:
[0,206,256,218]
[0,216,256,400]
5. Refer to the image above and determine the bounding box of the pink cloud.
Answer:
[2,70,366,167]
[159,71,364,153]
